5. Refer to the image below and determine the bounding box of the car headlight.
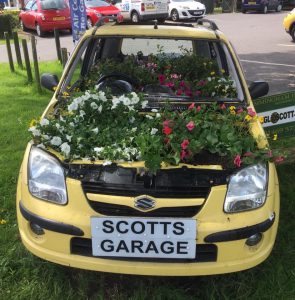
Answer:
[28,147,67,205]
[224,164,268,213]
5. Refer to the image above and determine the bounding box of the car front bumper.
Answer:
[178,9,205,19]
[17,144,280,276]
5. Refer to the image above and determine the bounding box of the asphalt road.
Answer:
[0,11,294,95]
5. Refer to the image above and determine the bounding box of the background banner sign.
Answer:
[69,0,87,42]
[254,91,295,138]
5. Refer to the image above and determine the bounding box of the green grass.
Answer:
[0,62,294,299]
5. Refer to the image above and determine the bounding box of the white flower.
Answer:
[80,110,86,118]
[92,128,99,134]
[145,115,153,120]
[60,142,71,156]
[37,143,45,149]
[207,77,212,82]
[123,97,131,106]
[94,147,104,153]
[111,97,121,110]
[40,118,49,126]
[141,100,148,109]
[69,122,75,127]
[156,113,161,118]
[98,91,107,102]
[56,123,61,129]
[129,116,135,124]
[98,105,103,113]
[68,101,79,112]
[103,160,112,166]
[151,109,158,113]
[66,135,72,142]
[28,126,41,137]
[151,128,158,135]
[130,92,140,104]
[42,134,50,140]
[90,102,98,110]
[131,127,137,132]
[50,136,62,146]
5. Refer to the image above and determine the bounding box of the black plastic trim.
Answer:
[204,213,275,243]
[19,201,84,236]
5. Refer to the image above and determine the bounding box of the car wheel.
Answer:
[291,26,295,42]
[131,11,139,23]
[276,3,282,11]
[86,17,93,29]
[171,9,179,22]
[36,23,44,37]
[20,19,27,32]
[262,5,268,14]
[241,8,246,13]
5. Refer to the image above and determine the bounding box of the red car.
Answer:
[85,0,122,28]
[19,0,71,37]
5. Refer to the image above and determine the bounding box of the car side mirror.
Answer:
[41,73,59,91]
[249,81,269,100]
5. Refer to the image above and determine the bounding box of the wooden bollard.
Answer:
[31,36,41,93]
[4,32,14,72]
[13,32,23,69]
[61,47,68,68]
[22,39,33,83]
[54,29,62,63]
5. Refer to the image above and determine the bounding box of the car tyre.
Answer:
[20,19,27,32]
[36,23,44,37]
[276,3,282,11]
[241,8,246,13]
[262,5,268,14]
[171,9,179,22]
[131,11,139,23]
[87,17,93,29]
[291,26,295,42]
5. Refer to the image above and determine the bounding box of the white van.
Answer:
[114,0,168,22]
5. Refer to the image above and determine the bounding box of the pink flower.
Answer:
[163,126,172,135]
[180,150,187,160]
[196,105,201,112]
[198,80,206,86]
[158,74,166,84]
[243,152,253,157]
[233,155,242,167]
[179,81,186,88]
[163,120,171,127]
[165,82,175,88]
[247,107,256,117]
[188,103,195,110]
[170,73,179,79]
[181,139,190,150]
[267,150,273,158]
[274,156,284,163]
[186,121,195,131]
[220,104,226,110]
[195,90,202,97]
[236,108,244,114]
[176,89,183,96]
[185,89,192,97]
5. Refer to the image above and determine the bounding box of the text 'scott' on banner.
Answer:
[254,91,295,139]
[69,0,87,43]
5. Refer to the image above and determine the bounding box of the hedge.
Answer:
[0,11,19,38]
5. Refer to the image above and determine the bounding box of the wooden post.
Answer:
[4,32,14,72]
[13,31,23,69]
[22,39,33,83]
[61,48,68,68]
[54,29,62,63]
[31,36,42,93]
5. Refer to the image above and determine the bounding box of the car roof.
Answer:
[87,21,227,41]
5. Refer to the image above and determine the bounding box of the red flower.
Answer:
[236,108,244,114]
[220,104,226,110]
[180,150,187,160]
[163,120,171,127]
[163,126,172,135]
[247,107,256,117]
[233,155,242,167]
[188,103,195,110]
[185,89,192,97]
[186,121,195,131]
[176,89,183,96]
[158,74,166,85]
[181,139,190,150]
[274,156,284,163]
[179,81,186,88]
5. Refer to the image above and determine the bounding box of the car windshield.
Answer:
[61,36,244,103]
[85,0,111,7]
[171,0,193,2]
[40,0,68,10]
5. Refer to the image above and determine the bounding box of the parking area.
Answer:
[0,11,294,94]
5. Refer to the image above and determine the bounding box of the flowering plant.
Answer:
[29,88,282,173]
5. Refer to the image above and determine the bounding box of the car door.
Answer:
[21,0,34,29]
[27,1,38,28]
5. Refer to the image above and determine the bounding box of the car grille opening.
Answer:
[71,237,218,263]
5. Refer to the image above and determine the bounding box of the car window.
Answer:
[40,0,68,10]
[31,1,37,10]
[85,0,111,7]
[25,0,33,10]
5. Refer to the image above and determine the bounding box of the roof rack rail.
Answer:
[197,19,219,31]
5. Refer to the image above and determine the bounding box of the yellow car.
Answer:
[17,19,280,276]
[283,8,295,41]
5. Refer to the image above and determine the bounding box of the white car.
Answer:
[169,0,205,21]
